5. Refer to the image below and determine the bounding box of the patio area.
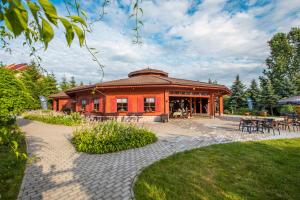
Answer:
[17,118,300,200]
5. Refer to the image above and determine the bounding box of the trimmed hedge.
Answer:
[72,121,157,154]
[23,111,85,126]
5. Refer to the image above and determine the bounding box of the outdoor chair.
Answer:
[240,119,256,133]
[127,112,137,122]
[278,117,293,132]
[263,119,280,135]
[291,118,300,132]
[135,112,144,122]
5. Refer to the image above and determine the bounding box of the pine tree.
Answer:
[60,76,70,91]
[246,79,260,108]
[69,76,76,88]
[20,61,43,108]
[258,78,278,115]
[229,75,246,112]
[40,73,58,98]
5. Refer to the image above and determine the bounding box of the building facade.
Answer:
[50,68,231,121]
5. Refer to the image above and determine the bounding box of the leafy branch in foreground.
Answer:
[130,0,144,44]
[0,0,87,49]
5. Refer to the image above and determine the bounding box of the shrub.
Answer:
[0,126,27,199]
[72,121,157,154]
[280,104,296,115]
[23,110,85,126]
[0,68,32,123]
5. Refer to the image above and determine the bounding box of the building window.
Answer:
[94,99,99,111]
[117,98,128,112]
[144,97,155,112]
[81,99,86,111]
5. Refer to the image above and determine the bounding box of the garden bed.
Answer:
[72,121,157,154]
[23,110,85,126]
[134,138,300,200]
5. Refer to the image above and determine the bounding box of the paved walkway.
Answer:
[18,118,300,200]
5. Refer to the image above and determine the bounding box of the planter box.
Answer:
[259,111,268,117]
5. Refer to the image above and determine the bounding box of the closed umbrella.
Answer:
[278,95,300,105]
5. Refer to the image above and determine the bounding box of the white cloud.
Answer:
[1,0,300,87]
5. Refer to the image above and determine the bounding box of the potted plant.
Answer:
[259,109,268,117]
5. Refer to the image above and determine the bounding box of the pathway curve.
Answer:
[17,119,300,200]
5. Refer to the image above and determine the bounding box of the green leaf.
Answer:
[69,15,87,27]
[0,10,4,21]
[13,6,28,30]
[72,24,85,46]
[81,10,88,18]
[60,18,74,46]
[27,1,40,20]
[38,0,58,25]
[4,8,24,36]
[41,17,54,49]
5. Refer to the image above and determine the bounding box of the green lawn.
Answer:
[134,139,300,200]
[0,133,26,200]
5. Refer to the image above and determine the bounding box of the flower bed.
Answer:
[23,110,85,126]
[72,121,157,154]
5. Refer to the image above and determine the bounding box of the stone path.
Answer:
[17,118,300,200]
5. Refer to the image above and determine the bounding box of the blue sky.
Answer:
[1,0,300,86]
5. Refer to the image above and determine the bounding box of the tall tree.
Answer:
[258,77,278,115]
[264,28,300,98]
[246,79,260,108]
[40,73,58,98]
[60,76,70,91]
[20,61,59,109]
[69,76,76,88]
[20,61,43,108]
[229,75,246,111]
[0,68,32,123]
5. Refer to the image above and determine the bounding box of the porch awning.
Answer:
[278,95,300,105]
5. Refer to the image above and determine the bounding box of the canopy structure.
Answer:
[278,95,300,105]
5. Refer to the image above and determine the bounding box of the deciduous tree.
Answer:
[0,68,32,123]
[264,28,300,98]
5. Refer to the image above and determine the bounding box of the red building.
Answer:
[49,68,230,121]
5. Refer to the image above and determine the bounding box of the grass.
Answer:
[23,110,85,126]
[0,127,27,200]
[72,121,157,154]
[134,138,300,200]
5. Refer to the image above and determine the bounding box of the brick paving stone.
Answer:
[17,118,300,200]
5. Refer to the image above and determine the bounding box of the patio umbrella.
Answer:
[278,95,300,105]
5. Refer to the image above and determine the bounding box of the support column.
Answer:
[219,96,224,116]
[193,98,196,114]
[209,94,215,117]
[189,97,192,117]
